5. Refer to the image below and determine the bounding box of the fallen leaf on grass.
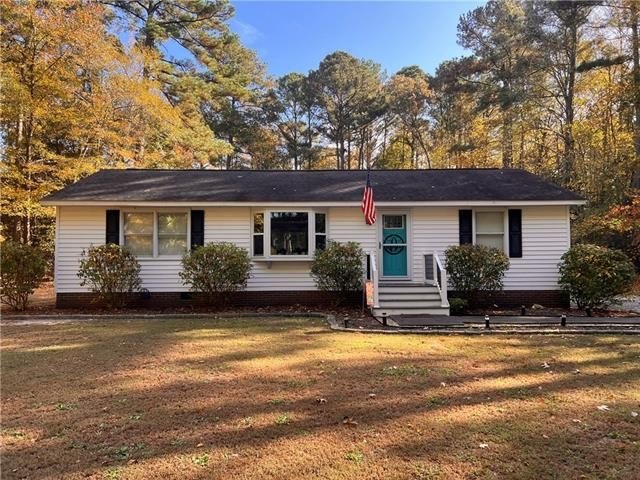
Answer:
[479,443,489,449]
[631,412,638,418]
[342,416,358,426]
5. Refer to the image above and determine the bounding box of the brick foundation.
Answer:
[56,290,362,310]
[448,290,569,309]
[57,289,567,310]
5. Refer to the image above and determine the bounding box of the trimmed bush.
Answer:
[558,244,635,311]
[180,242,251,304]
[311,241,364,303]
[77,244,141,308]
[448,297,469,315]
[1,240,47,311]
[445,244,510,305]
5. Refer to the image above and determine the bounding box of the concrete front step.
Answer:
[379,293,442,301]
[373,306,450,317]
[379,286,439,295]
[375,281,449,317]
[379,300,444,308]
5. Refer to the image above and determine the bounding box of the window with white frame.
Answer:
[253,212,264,256]
[270,211,309,255]
[315,213,327,251]
[157,213,188,255]
[123,212,154,256]
[123,211,188,257]
[475,211,505,250]
[251,210,326,257]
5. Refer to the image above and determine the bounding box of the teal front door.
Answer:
[382,214,408,277]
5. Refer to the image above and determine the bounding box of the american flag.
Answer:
[361,170,376,225]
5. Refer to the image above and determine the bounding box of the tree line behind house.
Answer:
[1,0,639,269]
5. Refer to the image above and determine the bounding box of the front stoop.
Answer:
[372,282,449,318]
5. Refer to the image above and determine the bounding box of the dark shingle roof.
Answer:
[43,169,584,203]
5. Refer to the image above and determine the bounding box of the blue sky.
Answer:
[229,1,484,78]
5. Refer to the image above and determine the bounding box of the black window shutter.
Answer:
[459,209,473,245]
[508,209,523,258]
[105,210,120,245]
[190,210,205,250]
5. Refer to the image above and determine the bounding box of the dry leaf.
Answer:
[342,416,358,426]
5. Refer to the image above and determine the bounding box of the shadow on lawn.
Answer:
[2,320,639,479]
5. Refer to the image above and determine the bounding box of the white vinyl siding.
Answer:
[54,204,570,293]
[503,205,570,290]
[411,205,569,290]
[55,207,105,293]
[328,207,377,252]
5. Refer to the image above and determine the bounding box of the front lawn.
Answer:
[1,317,639,479]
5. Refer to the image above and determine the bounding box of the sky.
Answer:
[228,1,485,78]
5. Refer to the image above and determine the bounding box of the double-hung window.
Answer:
[123,211,188,257]
[315,213,327,251]
[157,213,188,255]
[253,213,264,256]
[123,212,154,256]
[475,211,505,250]
[252,210,327,258]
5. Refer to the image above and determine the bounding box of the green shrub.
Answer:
[448,297,468,315]
[179,242,251,304]
[445,244,510,304]
[77,244,141,308]
[558,244,635,310]
[310,241,364,303]
[0,240,47,311]
[572,199,640,271]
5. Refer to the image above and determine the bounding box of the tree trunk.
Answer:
[306,106,313,169]
[630,0,640,189]
[560,20,578,186]
[501,109,514,168]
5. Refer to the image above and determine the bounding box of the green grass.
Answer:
[191,453,209,467]
[274,413,291,425]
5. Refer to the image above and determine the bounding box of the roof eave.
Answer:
[42,199,587,207]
